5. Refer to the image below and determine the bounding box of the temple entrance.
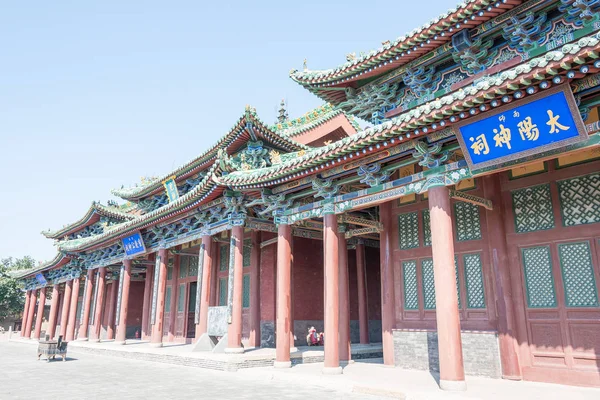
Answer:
[186,282,197,338]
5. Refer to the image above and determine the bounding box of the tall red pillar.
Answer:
[275,224,292,368]
[429,185,466,391]
[226,226,244,353]
[91,268,106,341]
[33,287,47,340]
[151,249,168,347]
[249,230,261,348]
[20,291,31,337]
[24,289,37,339]
[47,285,60,340]
[379,201,396,365]
[106,277,119,340]
[65,277,80,342]
[323,213,341,374]
[338,226,351,362]
[115,260,132,344]
[59,281,72,339]
[168,255,180,342]
[356,241,369,344]
[78,269,94,340]
[483,174,522,380]
[141,262,154,340]
[196,235,213,338]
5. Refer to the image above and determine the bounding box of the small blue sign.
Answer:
[456,87,587,170]
[122,232,146,257]
[163,177,179,203]
[35,273,47,286]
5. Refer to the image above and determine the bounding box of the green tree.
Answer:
[0,256,36,319]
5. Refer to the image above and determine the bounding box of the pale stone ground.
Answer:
[0,342,383,400]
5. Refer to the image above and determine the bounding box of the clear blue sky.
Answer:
[0,0,459,263]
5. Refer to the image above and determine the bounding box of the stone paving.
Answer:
[0,343,383,400]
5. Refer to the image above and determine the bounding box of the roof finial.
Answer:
[277,99,289,124]
[303,58,308,71]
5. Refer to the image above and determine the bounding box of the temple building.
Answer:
[16,0,600,390]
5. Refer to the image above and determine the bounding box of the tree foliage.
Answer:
[0,256,36,319]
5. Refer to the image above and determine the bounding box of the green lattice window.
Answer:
[218,278,227,306]
[464,253,486,309]
[522,246,557,308]
[177,284,185,312]
[167,257,174,280]
[243,274,250,308]
[421,258,436,309]
[398,212,419,249]
[165,286,172,312]
[422,210,431,247]
[243,240,252,268]
[188,256,198,277]
[558,173,600,227]
[179,257,188,279]
[512,184,555,233]
[220,245,229,271]
[454,202,482,241]
[454,255,461,309]
[558,242,599,307]
[403,261,418,310]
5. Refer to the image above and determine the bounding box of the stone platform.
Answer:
[9,337,382,372]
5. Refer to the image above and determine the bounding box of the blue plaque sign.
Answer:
[163,176,179,203]
[455,85,587,171]
[122,232,146,257]
[35,273,47,286]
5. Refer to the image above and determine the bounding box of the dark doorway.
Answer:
[186,282,197,338]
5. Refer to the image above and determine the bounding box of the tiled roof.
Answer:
[42,202,136,239]
[111,107,309,201]
[14,253,69,279]
[290,0,522,87]
[272,104,361,137]
[222,32,600,187]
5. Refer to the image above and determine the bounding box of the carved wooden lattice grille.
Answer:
[558,241,599,307]
[398,212,419,250]
[421,258,436,309]
[422,210,432,247]
[165,286,172,312]
[464,253,486,309]
[243,240,252,268]
[454,255,461,309]
[522,246,557,308]
[557,173,600,227]
[218,278,227,306]
[243,274,251,308]
[220,245,229,271]
[454,201,482,241]
[403,260,418,310]
[187,256,198,276]
[512,184,555,233]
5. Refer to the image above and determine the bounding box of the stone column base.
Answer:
[439,380,467,391]
[224,347,245,354]
[149,342,163,348]
[114,340,126,345]
[322,366,343,375]
[274,361,292,368]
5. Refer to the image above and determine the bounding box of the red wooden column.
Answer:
[59,281,72,339]
[338,225,351,363]
[141,262,154,341]
[115,260,132,344]
[275,223,292,368]
[91,268,106,341]
[196,235,213,338]
[106,276,119,340]
[379,201,396,365]
[78,269,94,340]
[249,230,261,348]
[323,213,341,374]
[151,249,168,347]
[226,226,245,353]
[168,255,180,342]
[20,291,31,337]
[65,277,80,342]
[483,174,522,380]
[356,240,369,344]
[33,287,47,340]
[47,284,60,340]
[24,289,37,339]
[429,185,466,391]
